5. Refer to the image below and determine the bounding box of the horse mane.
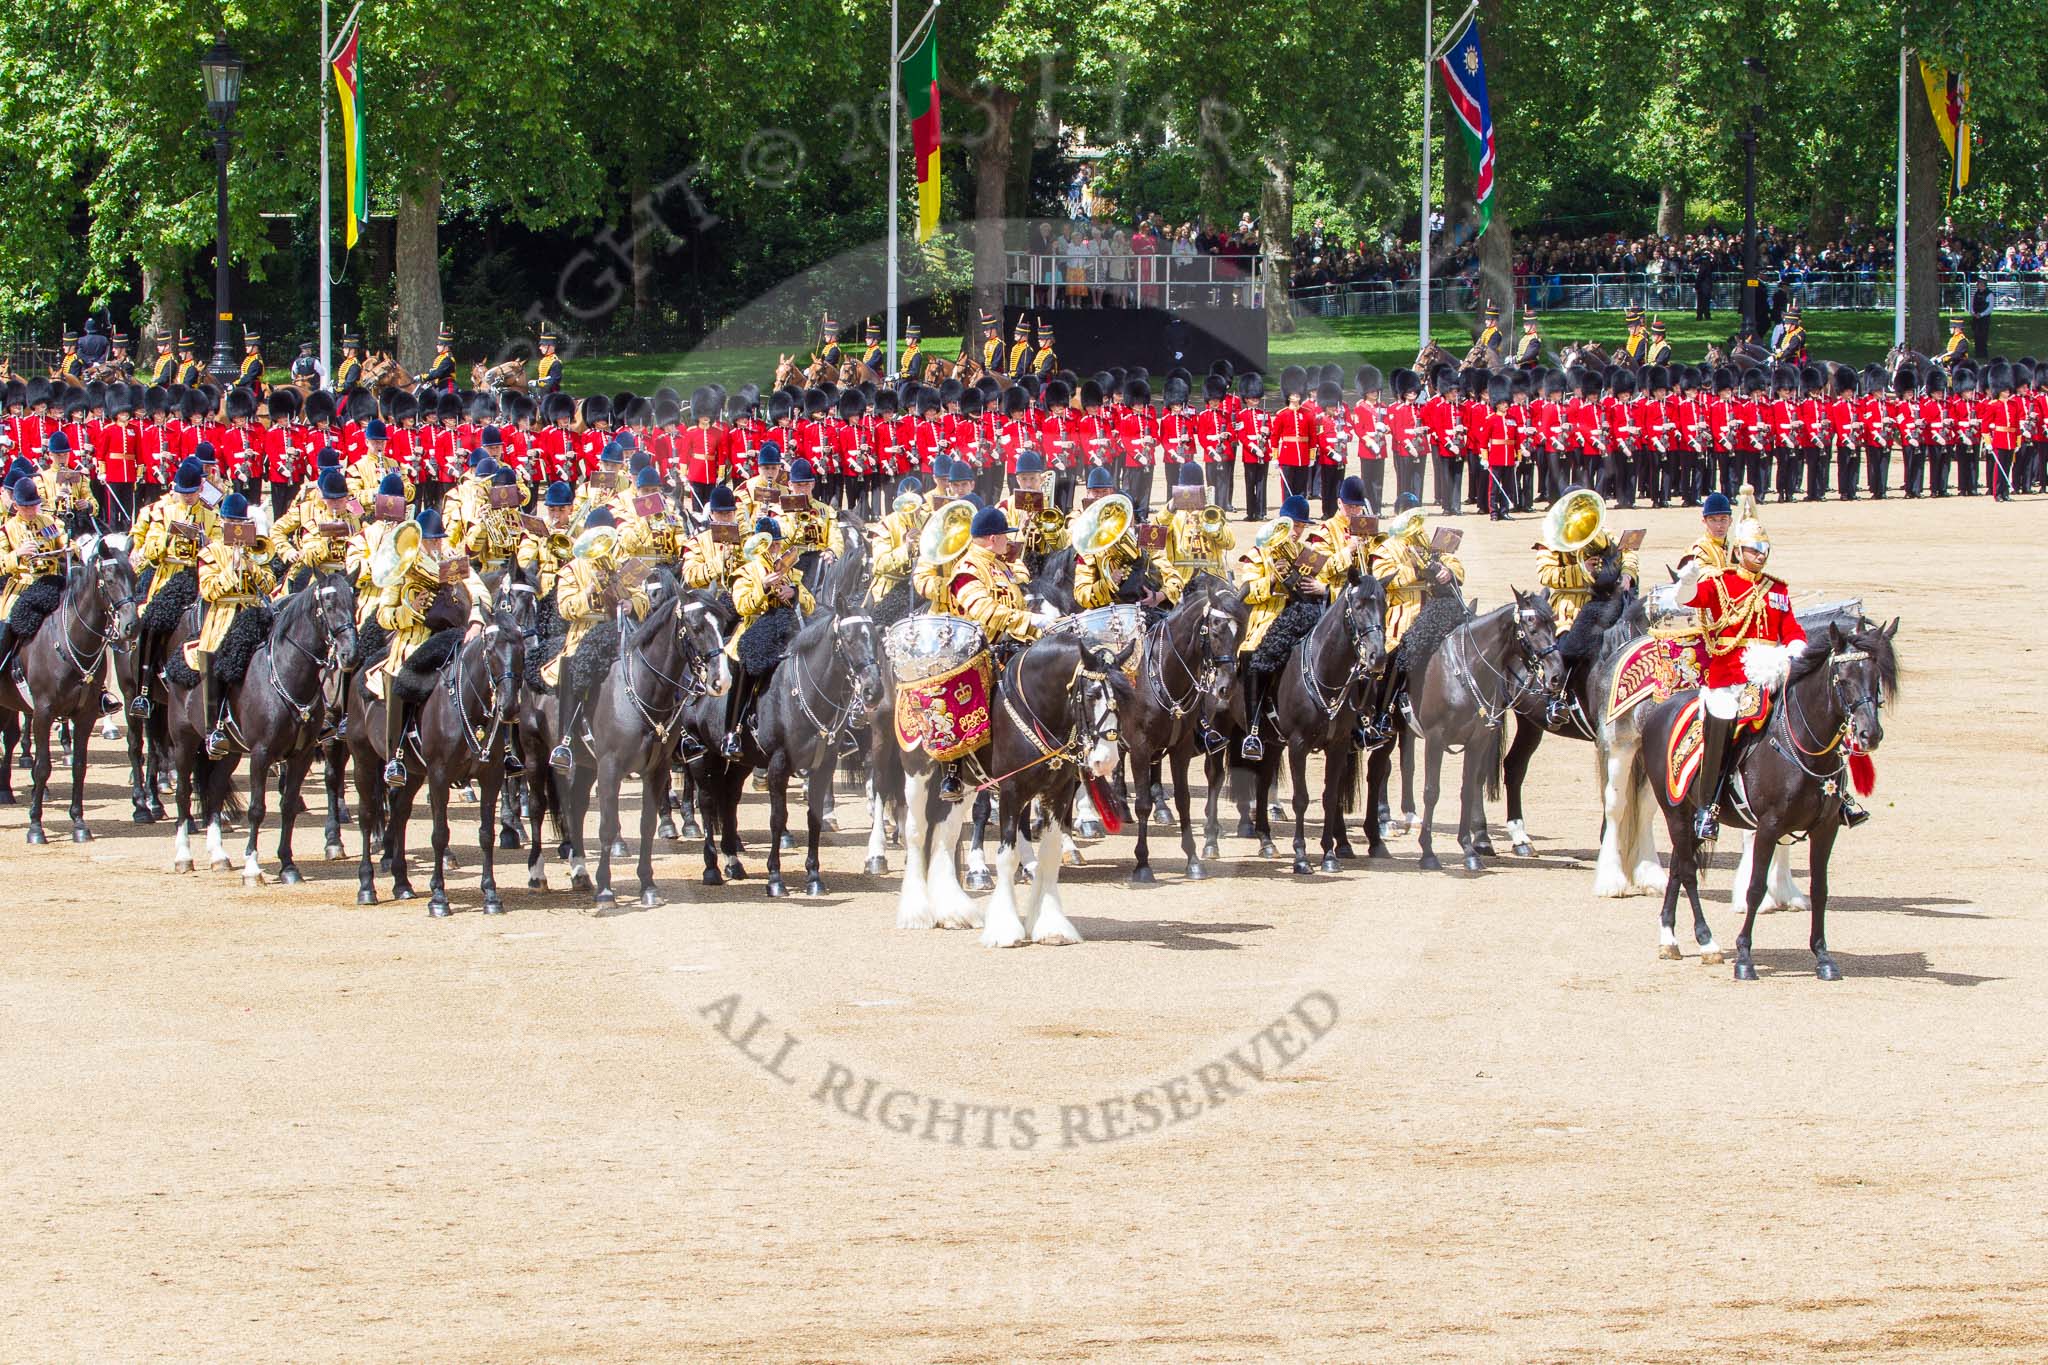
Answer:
[1790,620,1901,701]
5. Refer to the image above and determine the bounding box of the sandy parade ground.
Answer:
[3,491,2044,1361]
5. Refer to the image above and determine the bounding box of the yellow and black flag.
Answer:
[1919,59,1972,199]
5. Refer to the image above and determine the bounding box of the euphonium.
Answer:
[371,519,422,589]
[1541,486,1606,554]
[1071,492,1133,558]
[918,498,976,568]
[573,524,621,568]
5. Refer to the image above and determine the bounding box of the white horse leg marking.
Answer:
[1506,817,1530,848]
[242,849,264,885]
[1592,749,1632,898]
[894,772,934,929]
[980,838,1026,948]
[1767,841,1807,911]
[966,842,989,878]
[1030,821,1082,946]
[931,805,981,930]
[1659,920,1679,948]
[1731,831,1758,912]
[1074,783,1098,823]
[1627,755,1667,895]
[173,819,193,870]
[207,817,227,869]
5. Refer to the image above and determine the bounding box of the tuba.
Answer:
[1541,487,1606,554]
[371,519,422,589]
[1384,505,1427,543]
[917,497,976,569]
[573,524,621,568]
[1070,492,1133,558]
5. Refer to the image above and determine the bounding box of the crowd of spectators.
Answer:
[1022,211,1262,309]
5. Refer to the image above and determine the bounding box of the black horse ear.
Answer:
[1111,639,1137,669]
[1885,615,1900,638]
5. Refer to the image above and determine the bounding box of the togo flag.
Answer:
[1436,13,1496,236]
[332,21,367,248]
[902,19,941,242]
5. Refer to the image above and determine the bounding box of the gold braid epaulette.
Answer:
[1701,572,1775,657]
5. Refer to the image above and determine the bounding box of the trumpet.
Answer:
[1198,504,1227,538]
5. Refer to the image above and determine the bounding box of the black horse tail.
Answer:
[1339,746,1361,815]
[1486,731,1505,804]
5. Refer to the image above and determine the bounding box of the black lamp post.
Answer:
[200,34,244,384]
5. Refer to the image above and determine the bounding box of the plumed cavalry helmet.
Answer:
[1731,516,1770,559]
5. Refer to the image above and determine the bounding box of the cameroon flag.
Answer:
[902,22,941,242]
[332,24,366,247]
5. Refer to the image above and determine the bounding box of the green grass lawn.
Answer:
[475,310,2048,396]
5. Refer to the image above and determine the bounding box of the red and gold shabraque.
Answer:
[895,651,994,762]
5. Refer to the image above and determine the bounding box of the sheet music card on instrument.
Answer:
[1295,547,1329,578]
[710,524,742,545]
[439,554,472,584]
[374,493,409,522]
[1136,523,1169,551]
[1430,526,1464,555]
[1350,512,1379,537]
[170,521,204,544]
[222,520,258,548]
[1170,486,1208,510]
[1617,528,1647,553]
[634,492,667,519]
[518,513,550,536]
[490,483,523,508]
[1012,490,1045,512]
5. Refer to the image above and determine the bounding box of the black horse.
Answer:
[1637,619,1900,980]
[1111,573,1246,883]
[347,585,534,915]
[1267,573,1388,875]
[1373,591,1564,871]
[0,534,139,844]
[195,572,358,885]
[579,586,730,908]
[748,604,884,897]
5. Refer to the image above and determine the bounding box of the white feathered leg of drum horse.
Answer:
[1731,830,1808,912]
[1593,724,1667,898]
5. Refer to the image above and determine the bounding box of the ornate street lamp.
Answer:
[201,34,245,384]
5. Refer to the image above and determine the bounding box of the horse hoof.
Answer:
[639,887,663,908]
[132,808,155,825]
[863,855,888,875]
[1185,859,1207,881]
[527,876,547,891]
[1463,854,1484,872]
[702,867,723,886]
[1015,866,1032,886]
[279,866,304,885]
[724,859,746,881]
[609,839,629,859]
[210,857,231,872]
[391,886,415,902]
[1700,949,1725,966]
[1734,960,1758,981]
[1513,842,1536,858]
[356,889,377,905]
[821,814,840,834]
[1236,818,1255,839]
[25,827,46,846]
[498,827,522,850]
[1658,944,1683,961]
[804,876,824,897]
[0,791,14,807]
[1815,959,1842,982]
[1257,840,1277,858]
[484,895,506,915]
[242,872,265,888]
[1320,855,1340,873]
[656,820,677,841]
[325,843,347,862]
[683,820,704,840]
[1130,865,1156,885]
[1419,853,1442,871]
[1367,842,1391,860]
[1292,857,1313,876]
[1201,841,1219,860]
[964,869,994,892]
[173,858,194,874]
[73,826,93,844]
[570,871,593,892]
[593,889,616,910]
[766,876,789,898]
[428,898,451,919]
[1077,821,1105,840]
[1151,809,1173,828]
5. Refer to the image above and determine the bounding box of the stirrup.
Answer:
[937,765,967,802]
[1692,807,1720,841]
[383,757,408,789]
[502,751,526,777]
[128,693,154,718]
[100,692,123,717]
[204,728,231,760]
[720,730,743,758]
[548,740,575,773]
[1839,798,1870,829]
[1240,730,1264,761]
[1199,724,1225,754]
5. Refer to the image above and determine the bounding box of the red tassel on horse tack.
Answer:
[1848,752,1876,798]
[1085,774,1124,835]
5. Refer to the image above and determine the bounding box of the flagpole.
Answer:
[1419,0,1432,348]
[1895,35,1907,347]
[319,0,332,383]
[887,0,899,377]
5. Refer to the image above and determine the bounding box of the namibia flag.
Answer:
[1436,14,1496,236]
